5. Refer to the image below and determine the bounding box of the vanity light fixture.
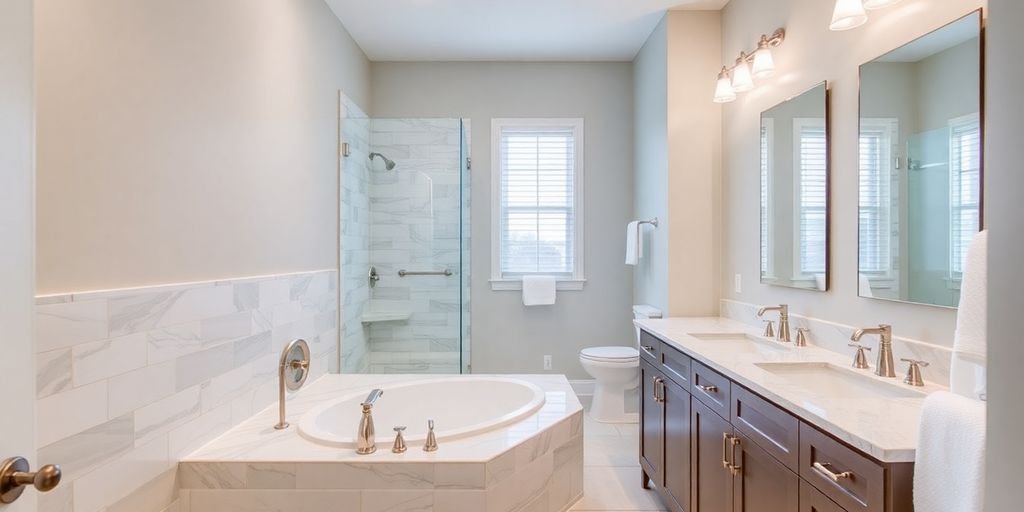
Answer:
[830,0,903,31]
[711,28,785,103]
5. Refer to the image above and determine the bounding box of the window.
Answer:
[949,113,981,279]
[760,119,774,278]
[490,119,584,290]
[859,119,898,275]
[794,118,827,276]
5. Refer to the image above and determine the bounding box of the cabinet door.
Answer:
[640,359,663,486]
[662,378,691,512]
[732,432,800,512]
[800,482,849,512]
[691,399,733,512]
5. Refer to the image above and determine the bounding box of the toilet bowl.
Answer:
[579,305,662,423]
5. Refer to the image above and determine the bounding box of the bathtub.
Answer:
[298,376,547,448]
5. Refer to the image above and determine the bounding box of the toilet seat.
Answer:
[580,346,639,363]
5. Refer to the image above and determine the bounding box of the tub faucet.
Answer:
[757,304,791,343]
[356,389,384,455]
[851,324,896,378]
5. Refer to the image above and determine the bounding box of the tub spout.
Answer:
[356,389,383,455]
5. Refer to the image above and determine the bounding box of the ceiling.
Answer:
[324,0,731,62]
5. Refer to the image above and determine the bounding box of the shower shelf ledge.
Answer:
[361,310,412,324]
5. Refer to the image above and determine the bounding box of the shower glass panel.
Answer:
[339,109,469,374]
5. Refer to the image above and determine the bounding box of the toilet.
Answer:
[579,304,663,423]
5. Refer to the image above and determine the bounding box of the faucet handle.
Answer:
[795,328,810,347]
[900,358,929,387]
[763,320,775,338]
[848,343,872,369]
[392,426,408,454]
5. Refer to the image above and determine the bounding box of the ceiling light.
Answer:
[731,54,754,93]
[863,0,902,9]
[751,37,776,79]
[713,67,737,103]
[830,0,869,31]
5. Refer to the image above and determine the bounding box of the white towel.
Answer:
[522,276,556,306]
[951,230,987,400]
[625,221,641,265]
[914,391,986,512]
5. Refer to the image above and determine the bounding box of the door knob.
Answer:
[0,457,62,504]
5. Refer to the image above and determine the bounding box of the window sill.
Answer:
[489,279,587,291]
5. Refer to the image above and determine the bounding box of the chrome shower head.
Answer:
[368,152,396,171]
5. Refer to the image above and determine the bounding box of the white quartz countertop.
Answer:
[636,317,945,463]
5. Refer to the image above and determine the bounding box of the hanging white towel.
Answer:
[913,391,986,512]
[522,276,556,306]
[625,221,641,265]
[951,230,987,400]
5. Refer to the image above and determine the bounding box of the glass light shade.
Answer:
[731,57,754,93]
[751,47,775,79]
[713,74,736,103]
[863,0,901,9]
[830,0,868,31]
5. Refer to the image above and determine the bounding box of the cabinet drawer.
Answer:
[660,345,691,391]
[799,424,885,512]
[801,481,848,512]
[639,330,660,364]
[690,361,731,418]
[731,384,799,470]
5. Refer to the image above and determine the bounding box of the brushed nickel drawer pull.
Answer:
[641,345,655,352]
[729,437,742,476]
[697,384,719,393]
[722,433,732,470]
[813,461,854,482]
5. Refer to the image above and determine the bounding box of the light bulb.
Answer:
[713,67,736,103]
[731,54,754,93]
[751,37,776,79]
[830,0,868,31]
[863,0,901,9]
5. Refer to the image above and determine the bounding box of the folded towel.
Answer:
[625,221,641,265]
[914,391,986,512]
[952,230,987,400]
[522,276,556,306]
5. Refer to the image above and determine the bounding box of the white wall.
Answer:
[985,0,1024,507]
[370,62,634,378]
[35,0,372,294]
[720,0,983,346]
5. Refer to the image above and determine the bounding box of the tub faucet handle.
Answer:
[392,426,408,454]
[424,419,438,452]
[763,320,775,338]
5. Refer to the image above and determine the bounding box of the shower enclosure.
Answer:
[339,94,470,374]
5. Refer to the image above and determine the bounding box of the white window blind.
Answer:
[949,114,981,277]
[796,119,827,275]
[859,120,897,274]
[492,119,584,281]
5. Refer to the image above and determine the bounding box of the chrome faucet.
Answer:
[356,389,384,455]
[851,325,896,378]
[757,304,791,343]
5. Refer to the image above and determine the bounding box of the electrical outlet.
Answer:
[734,274,742,294]
[543,355,552,371]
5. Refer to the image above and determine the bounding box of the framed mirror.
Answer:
[760,81,830,291]
[858,11,983,308]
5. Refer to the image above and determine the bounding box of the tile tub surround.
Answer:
[34,270,339,512]
[720,299,955,387]
[180,374,583,512]
[635,316,947,462]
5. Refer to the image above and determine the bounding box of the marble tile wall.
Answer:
[364,118,468,374]
[34,270,338,512]
[720,299,954,386]
[178,411,583,512]
[340,94,372,374]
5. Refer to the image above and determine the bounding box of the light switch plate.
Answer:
[734,274,742,294]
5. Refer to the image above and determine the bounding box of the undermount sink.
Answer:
[754,362,925,399]
[687,332,789,352]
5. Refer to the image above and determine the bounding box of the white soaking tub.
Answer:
[298,376,547,448]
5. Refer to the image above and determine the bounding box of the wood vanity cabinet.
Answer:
[637,329,914,512]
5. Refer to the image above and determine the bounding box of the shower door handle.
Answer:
[397,269,453,277]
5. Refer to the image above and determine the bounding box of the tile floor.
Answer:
[569,407,666,511]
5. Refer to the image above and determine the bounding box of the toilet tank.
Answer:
[632,305,663,345]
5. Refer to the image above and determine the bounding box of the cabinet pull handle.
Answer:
[697,384,718,393]
[729,437,742,476]
[641,344,655,353]
[721,433,732,470]
[652,377,664,402]
[812,462,854,482]
[656,378,665,403]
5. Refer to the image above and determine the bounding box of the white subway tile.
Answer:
[105,467,179,512]
[168,405,232,461]
[258,279,291,308]
[73,435,170,512]
[37,348,72,398]
[200,363,254,413]
[134,386,201,445]
[72,332,147,386]
[37,381,108,446]
[108,361,176,418]
[36,300,108,352]
[38,414,134,479]
[175,343,234,391]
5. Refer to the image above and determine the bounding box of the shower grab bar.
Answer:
[397,269,453,277]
